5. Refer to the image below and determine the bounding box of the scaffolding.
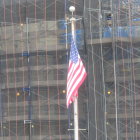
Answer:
[85,0,140,140]
[1,0,140,140]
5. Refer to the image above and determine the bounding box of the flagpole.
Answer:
[69,6,79,140]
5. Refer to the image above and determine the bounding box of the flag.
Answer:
[66,38,87,108]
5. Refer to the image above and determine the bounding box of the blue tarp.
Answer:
[133,18,140,21]
[58,20,67,29]
[103,26,140,38]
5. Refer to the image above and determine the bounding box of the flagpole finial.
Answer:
[69,6,75,16]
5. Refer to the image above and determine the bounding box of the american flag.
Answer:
[66,38,87,108]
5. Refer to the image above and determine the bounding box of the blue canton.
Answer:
[70,39,79,64]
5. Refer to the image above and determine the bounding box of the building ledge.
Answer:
[87,37,140,45]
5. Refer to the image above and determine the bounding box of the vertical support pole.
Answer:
[74,98,79,140]
[26,17,31,140]
[98,1,107,140]
[0,91,4,140]
[70,16,79,140]
[110,1,119,140]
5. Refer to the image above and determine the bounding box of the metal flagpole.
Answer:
[69,6,79,140]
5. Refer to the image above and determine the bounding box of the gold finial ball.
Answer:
[107,91,111,95]
[20,23,23,27]
[16,92,20,96]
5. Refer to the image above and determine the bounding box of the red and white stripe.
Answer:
[66,55,87,108]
